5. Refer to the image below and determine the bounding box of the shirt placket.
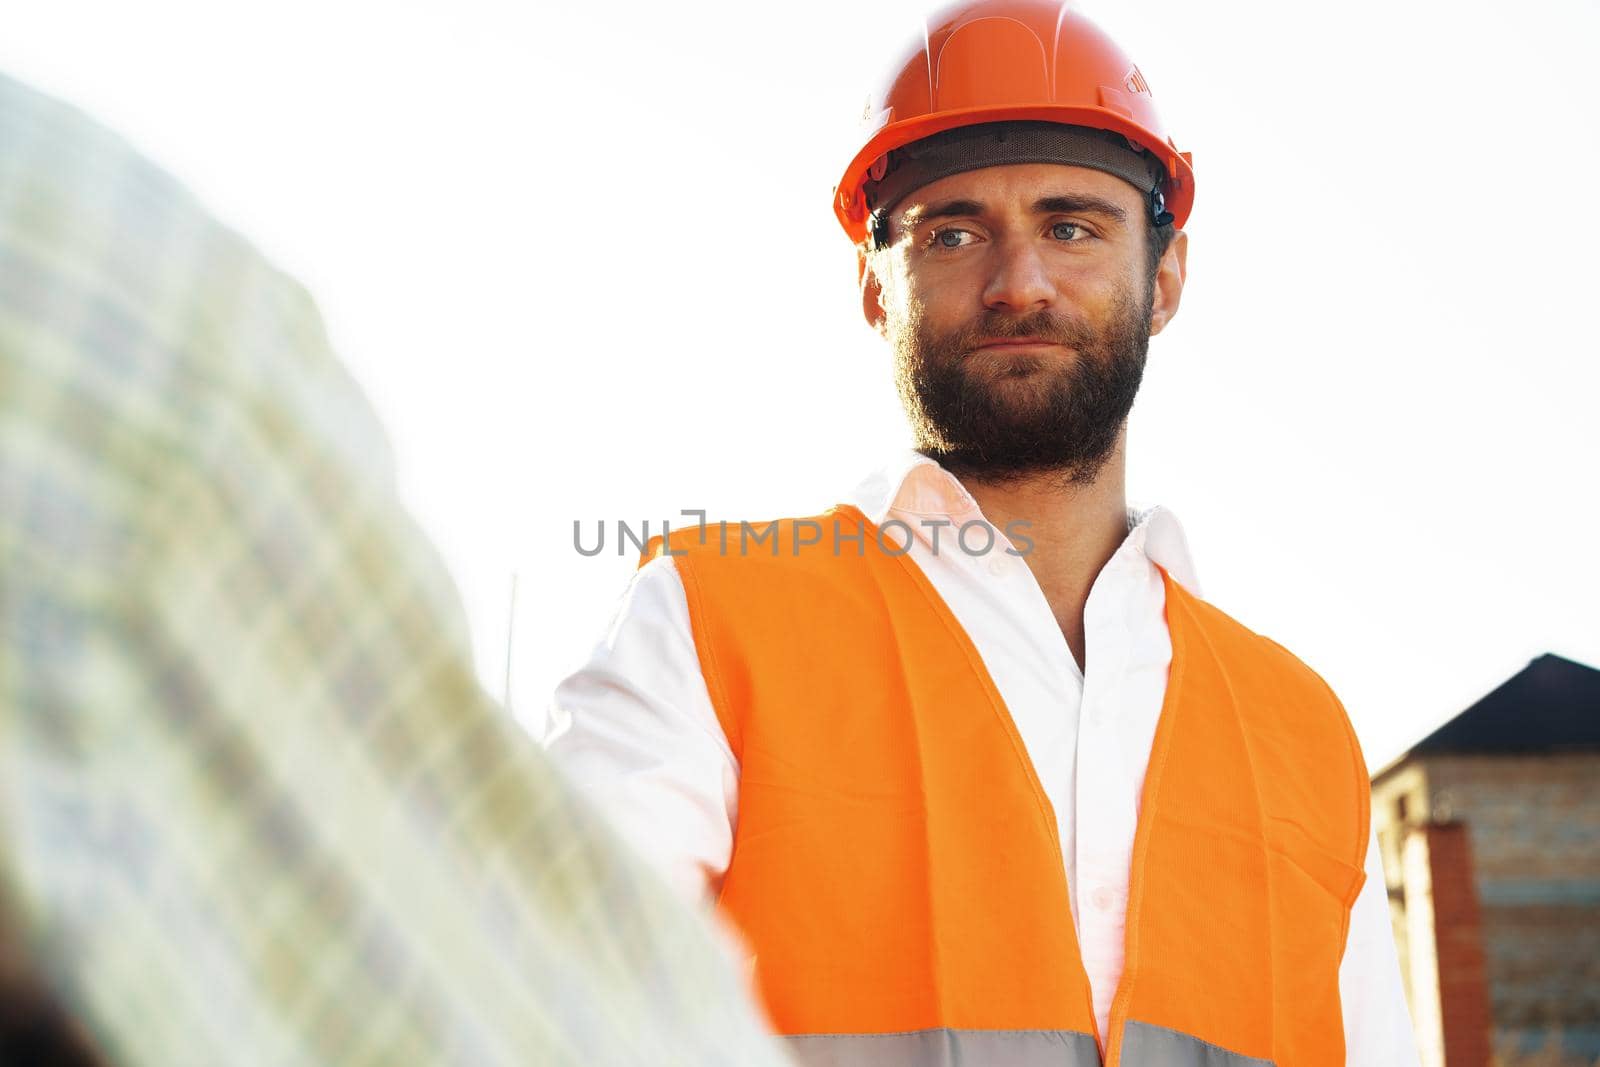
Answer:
[1075,552,1141,1040]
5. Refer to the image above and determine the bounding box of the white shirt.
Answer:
[543,449,1421,1064]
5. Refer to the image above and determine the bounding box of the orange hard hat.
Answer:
[834,0,1195,245]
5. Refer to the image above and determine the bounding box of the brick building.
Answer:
[1372,654,1600,1066]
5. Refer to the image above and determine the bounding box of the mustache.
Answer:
[944,310,1098,352]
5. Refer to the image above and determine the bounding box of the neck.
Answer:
[944,429,1130,675]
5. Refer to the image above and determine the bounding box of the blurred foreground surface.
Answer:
[0,70,789,1067]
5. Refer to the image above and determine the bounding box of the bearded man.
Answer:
[544,3,1421,1064]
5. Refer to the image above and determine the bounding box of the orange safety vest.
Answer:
[640,504,1371,1067]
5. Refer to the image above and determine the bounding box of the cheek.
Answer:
[1045,256,1115,297]
[1062,268,1139,318]
[899,270,979,335]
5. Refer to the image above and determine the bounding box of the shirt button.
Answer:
[987,555,1008,576]
[1091,887,1116,911]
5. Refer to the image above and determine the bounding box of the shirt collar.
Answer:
[844,448,1203,597]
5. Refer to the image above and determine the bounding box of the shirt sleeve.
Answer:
[542,555,739,907]
[1340,822,1423,1066]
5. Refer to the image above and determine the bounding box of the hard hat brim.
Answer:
[835,103,1196,244]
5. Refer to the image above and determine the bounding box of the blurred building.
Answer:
[1373,654,1600,1067]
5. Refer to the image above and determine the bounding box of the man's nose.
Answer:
[981,237,1056,314]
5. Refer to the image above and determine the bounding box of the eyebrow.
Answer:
[899,193,1130,230]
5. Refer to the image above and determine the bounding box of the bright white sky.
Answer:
[5,0,1596,769]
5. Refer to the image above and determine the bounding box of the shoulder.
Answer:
[635,508,886,673]
[639,508,872,579]
[1166,579,1372,862]
[1169,580,1355,728]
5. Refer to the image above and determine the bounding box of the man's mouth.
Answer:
[972,337,1065,351]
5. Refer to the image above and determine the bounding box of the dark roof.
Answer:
[1407,653,1600,755]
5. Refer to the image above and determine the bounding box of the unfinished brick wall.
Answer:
[1433,755,1600,1052]
[1375,752,1600,1062]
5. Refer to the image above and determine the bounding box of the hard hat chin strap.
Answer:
[863,120,1173,248]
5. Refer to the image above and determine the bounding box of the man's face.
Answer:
[862,162,1184,487]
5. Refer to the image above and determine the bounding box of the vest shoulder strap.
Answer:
[1162,576,1373,893]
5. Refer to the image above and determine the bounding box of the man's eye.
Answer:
[932,228,973,249]
[1051,222,1085,241]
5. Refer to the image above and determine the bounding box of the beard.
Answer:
[891,274,1154,488]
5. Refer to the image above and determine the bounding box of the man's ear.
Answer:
[858,247,888,337]
[1148,229,1188,337]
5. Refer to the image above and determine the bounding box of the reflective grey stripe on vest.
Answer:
[782,1022,1277,1066]
[1122,1020,1277,1066]
[783,1028,1099,1066]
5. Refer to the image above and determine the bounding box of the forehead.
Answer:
[893,162,1143,221]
